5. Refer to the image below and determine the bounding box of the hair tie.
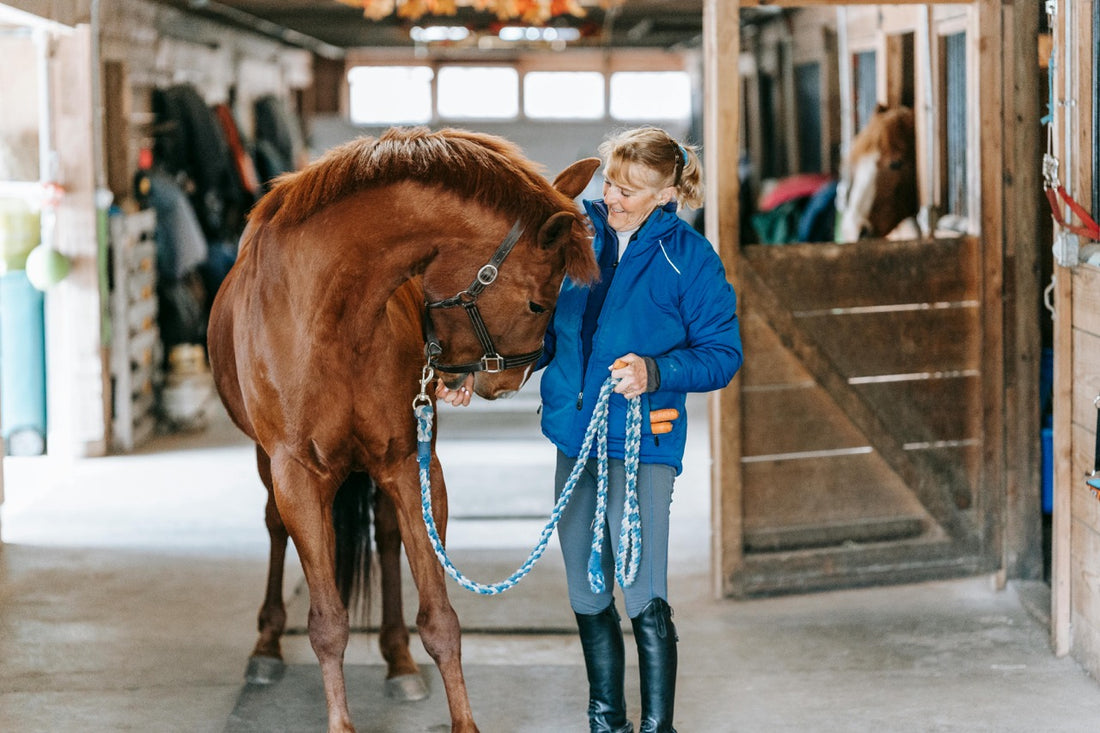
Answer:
[671,141,687,186]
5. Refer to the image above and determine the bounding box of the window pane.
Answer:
[944,32,968,217]
[854,51,877,132]
[437,67,518,119]
[524,71,604,119]
[348,66,433,125]
[609,72,691,121]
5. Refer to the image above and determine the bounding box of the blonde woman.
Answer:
[540,127,742,732]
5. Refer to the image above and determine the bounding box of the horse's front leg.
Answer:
[384,457,479,733]
[270,452,355,733]
[247,446,290,684]
[375,489,429,701]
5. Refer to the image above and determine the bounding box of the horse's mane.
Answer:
[252,127,574,232]
[849,105,915,162]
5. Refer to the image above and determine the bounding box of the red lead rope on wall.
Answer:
[1046,185,1100,241]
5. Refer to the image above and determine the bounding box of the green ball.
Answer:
[25,244,71,290]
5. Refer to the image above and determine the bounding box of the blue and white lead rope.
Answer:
[415,374,642,595]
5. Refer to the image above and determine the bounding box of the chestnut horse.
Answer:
[837,104,919,240]
[208,127,599,733]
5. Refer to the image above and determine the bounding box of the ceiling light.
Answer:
[337,0,623,24]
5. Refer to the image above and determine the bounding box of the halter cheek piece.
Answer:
[423,219,543,374]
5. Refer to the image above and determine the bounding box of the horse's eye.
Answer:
[888,159,904,171]
[528,301,548,314]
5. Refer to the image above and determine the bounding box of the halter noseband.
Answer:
[423,219,543,374]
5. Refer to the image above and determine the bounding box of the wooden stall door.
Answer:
[731,236,991,595]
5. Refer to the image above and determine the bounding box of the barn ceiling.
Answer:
[147,0,707,56]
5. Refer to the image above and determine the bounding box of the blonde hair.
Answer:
[597,127,704,209]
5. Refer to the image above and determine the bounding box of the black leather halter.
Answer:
[423,219,543,374]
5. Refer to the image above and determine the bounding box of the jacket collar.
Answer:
[585,199,681,253]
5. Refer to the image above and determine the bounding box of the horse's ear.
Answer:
[538,211,599,284]
[536,211,577,250]
[552,157,601,199]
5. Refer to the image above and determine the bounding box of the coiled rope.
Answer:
[415,369,642,595]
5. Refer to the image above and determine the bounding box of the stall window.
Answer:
[942,31,968,217]
[437,66,519,119]
[348,66,433,124]
[795,62,822,173]
[609,71,691,121]
[853,50,877,132]
[758,73,782,180]
[524,71,604,119]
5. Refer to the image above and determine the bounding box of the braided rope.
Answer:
[416,375,642,595]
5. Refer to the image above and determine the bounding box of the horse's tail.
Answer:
[333,472,374,626]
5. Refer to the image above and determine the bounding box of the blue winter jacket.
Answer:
[539,199,742,474]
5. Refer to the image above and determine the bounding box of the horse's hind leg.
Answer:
[247,445,289,684]
[374,489,428,701]
[270,452,355,733]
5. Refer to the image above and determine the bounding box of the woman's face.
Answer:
[602,164,675,232]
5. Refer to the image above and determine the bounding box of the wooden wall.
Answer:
[0,0,314,459]
[1050,0,1100,680]
[1066,267,1100,673]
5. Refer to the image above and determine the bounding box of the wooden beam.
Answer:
[739,0,972,6]
[975,0,1007,585]
[1052,263,1073,656]
[733,537,988,597]
[705,0,743,598]
[1001,0,1044,581]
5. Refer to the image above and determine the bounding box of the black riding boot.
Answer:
[631,598,678,733]
[575,605,634,733]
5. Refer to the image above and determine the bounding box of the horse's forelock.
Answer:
[849,107,915,164]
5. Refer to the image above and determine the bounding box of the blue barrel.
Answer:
[0,270,47,455]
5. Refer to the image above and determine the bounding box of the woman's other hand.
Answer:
[436,374,474,406]
[610,355,648,400]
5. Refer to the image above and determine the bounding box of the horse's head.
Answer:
[838,105,919,240]
[425,155,600,400]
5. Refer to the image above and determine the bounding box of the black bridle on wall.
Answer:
[423,219,544,374]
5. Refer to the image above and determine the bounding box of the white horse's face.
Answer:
[839,152,881,241]
[836,106,920,241]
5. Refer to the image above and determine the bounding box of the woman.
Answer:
[441,127,742,732]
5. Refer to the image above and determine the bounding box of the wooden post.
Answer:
[1051,264,1073,655]
[704,0,743,597]
[974,0,1007,584]
[45,25,109,457]
[997,0,1045,581]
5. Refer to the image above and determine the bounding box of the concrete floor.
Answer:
[2,393,1099,732]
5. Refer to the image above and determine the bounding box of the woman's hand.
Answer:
[610,355,648,400]
[435,374,474,406]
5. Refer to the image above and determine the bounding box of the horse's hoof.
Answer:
[385,672,429,702]
[245,655,287,685]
